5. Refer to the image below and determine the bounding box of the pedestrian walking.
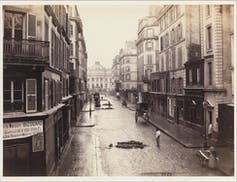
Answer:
[208,122,213,139]
[155,129,161,148]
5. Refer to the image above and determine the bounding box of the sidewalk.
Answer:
[120,98,234,176]
[74,102,96,127]
[148,114,234,176]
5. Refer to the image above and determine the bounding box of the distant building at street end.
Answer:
[87,61,113,94]
[119,41,138,103]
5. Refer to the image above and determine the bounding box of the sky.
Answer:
[78,5,149,69]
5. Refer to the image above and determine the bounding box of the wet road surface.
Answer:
[54,96,224,176]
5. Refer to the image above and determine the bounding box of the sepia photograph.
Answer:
[0,0,236,181]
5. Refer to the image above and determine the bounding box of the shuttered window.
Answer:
[28,14,36,38]
[26,79,37,112]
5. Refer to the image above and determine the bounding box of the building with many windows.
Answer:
[3,5,75,175]
[150,5,202,126]
[87,62,113,94]
[149,5,234,140]
[119,41,138,103]
[111,55,121,93]
[68,5,87,123]
[184,5,234,139]
[136,15,159,102]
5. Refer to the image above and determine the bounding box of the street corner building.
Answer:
[2,5,87,176]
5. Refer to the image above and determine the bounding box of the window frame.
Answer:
[26,79,37,113]
[206,25,213,51]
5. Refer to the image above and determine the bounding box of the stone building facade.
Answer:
[136,16,159,102]
[148,5,234,140]
[87,62,113,94]
[3,5,87,176]
[119,41,138,103]
[68,5,87,124]
[111,55,121,93]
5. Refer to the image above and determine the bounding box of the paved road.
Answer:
[54,96,224,176]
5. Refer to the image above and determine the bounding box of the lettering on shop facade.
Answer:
[3,120,43,140]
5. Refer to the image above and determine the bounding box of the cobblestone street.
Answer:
[54,96,224,176]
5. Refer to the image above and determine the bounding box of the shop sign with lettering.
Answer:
[3,120,43,140]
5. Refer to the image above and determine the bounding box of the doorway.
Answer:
[3,142,31,176]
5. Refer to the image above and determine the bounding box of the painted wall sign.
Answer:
[3,120,43,140]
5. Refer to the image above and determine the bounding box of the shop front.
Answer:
[3,118,45,176]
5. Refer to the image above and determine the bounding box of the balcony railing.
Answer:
[4,39,49,63]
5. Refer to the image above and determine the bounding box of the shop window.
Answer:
[3,80,24,112]
[26,79,37,112]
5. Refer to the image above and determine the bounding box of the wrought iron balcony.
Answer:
[3,39,49,64]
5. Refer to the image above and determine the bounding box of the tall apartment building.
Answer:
[136,16,159,102]
[68,6,87,123]
[150,5,201,125]
[199,5,233,139]
[149,5,234,140]
[3,5,72,175]
[87,62,113,93]
[112,55,121,93]
[119,41,138,103]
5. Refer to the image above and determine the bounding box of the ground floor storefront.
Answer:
[3,101,72,176]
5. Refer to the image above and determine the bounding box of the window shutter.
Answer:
[28,14,36,38]
[26,79,37,112]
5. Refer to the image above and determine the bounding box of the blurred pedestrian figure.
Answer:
[208,146,219,169]
[208,122,213,139]
[116,92,120,100]
[155,129,161,148]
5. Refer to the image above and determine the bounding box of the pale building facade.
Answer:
[111,55,121,92]
[119,41,138,103]
[200,5,234,138]
[136,16,159,98]
[87,62,113,93]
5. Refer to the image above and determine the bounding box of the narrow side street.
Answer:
[54,96,224,176]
